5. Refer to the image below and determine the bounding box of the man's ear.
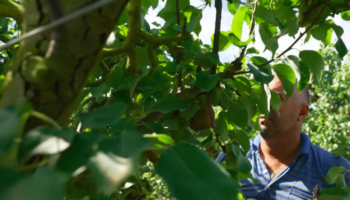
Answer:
[298,104,309,121]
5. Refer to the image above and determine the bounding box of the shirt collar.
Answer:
[251,132,311,157]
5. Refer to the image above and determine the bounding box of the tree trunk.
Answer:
[0,0,128,130]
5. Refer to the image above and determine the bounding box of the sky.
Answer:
[145,0,350,63]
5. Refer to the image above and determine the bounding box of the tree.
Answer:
[304,44,350,160]
[0,0,349,199]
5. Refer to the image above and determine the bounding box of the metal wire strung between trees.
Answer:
[0,0,118,52]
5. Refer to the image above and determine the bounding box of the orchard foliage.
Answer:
[0,0,349,199]
[304,44,350,160]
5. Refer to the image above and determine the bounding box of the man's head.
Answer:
[259,74,309,139]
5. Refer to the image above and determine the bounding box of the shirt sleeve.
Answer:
[215,152,226,163]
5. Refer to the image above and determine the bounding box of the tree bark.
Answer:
[0,0,128,130]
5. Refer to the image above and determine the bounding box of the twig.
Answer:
[102,46,127,57]
[259,1,330,67]
[29,110,61,129]
[239,0,258,61]
[0,0,120,52]
[175,0,183,91]
[234,70,251,75]
[208,93,226,153]
[213,127,226,153]
[218,70,251,79]
[212,0,222,70]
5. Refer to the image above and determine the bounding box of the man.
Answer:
[216,75,350,199]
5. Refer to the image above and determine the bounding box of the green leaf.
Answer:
[272,64,296,99]
[215,111,228,136]
[144,134,174,146]
[254,6,278,25]
[286,55,300,81]
[18,127,75,161]
[56,132,100,173]
[0,167,23,193]
[211,31,231,51]
[90,84,110,97]
[186,7,202,35]
[0,167,68,200]
[250,56,270,68]
[331,145,347,157]
[335,38,348,60]
[220,89,234,110]
[231,144,251,174]
[320,187,350,198]
[325,166,347,185]
[228,32,252,47]
[264,28,289,52]
[259,23,278,55]
[105,65,125,88]
[311,23,332,46]
[180,128,201,145]
[181,103,200,120]
[274,6,296,25]
[247,63,273,84]
[232,77,251,96]
[227,1,240,15]
[299,50,324,84]
[331,23,344,38]
[240,96,257,126]
[89,130,152,195]
[100,130,152,158]
[270,91,281,111]
[158,0,190,28]
[246,47,260,54]
[195,71,219,92]
[136,47,152,67]
[141,0,158,9]
[341,10,350,21]
[153,95,187,113]
[231,6,248,40]
[194,52,222,69]
[88,152,134,195]
[0,106,21,154]
[0,19,8,34]
[228,130,250,154]
[79,102,127,129]
[319,194,344,200]
[252,84,269,117]
[297,61,310,92]
[155,143,239,200]
[226,100,248,129]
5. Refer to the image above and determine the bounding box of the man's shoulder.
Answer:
[309,143,350,168]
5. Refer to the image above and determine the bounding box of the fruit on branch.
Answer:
[189,95,214,131]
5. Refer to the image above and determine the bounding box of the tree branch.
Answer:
[208,94,226,153]
[239,0,258,61]
[124,0,141,75]
[259,1,330,68]
[103,20,190,58]
[218,70,251,79]
[175,0,183,91]
[211,0,222,74]
[102,46,127,57]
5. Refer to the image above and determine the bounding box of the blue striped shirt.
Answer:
[216,132,350,199]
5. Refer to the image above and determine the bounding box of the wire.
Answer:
[0,0,117,52]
